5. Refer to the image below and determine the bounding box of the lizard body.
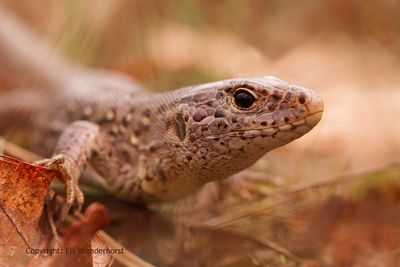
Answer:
[0,76,323,203]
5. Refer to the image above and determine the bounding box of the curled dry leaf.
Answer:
[0,155,55,266]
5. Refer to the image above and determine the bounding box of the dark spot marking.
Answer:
[186,154,192,161]
[155,164,168,181]
[184,114,189,122]
[206,101,214,106]
[216,91,224,100]
[142,108,151,117]
[145,175,154,182]
[267,102,277,111]
[139,123,150,133]
[192,94,206,102]
[231,116,238,123]
[220,142,225,145]
[284,117,289,122]
[273,91,282,100]
[180,95,193,104]
[285,92,293,100]
[175,113,187,141]
[122,114,132,127]
[214,107,225,118]
[157,104,167,113]
[189,135,196,142]
[193,110,207,122]
[121,120,128,127]
[261,121,267,126]
[272,133,277,138]
[272,120,276,125]
[97,118,111,125]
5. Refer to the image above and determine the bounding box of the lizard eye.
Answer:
[234,89,256,109]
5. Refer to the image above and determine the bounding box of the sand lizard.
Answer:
[0,6,323,213]
[0,76,323,213]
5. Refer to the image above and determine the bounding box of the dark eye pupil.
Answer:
[234,90,255,108]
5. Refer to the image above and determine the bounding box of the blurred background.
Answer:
[1,1,400,266]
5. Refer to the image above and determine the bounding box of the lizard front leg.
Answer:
[35,121,106,217]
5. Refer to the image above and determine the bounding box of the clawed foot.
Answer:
[35,154,84,218]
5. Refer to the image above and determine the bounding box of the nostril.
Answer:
[298,95,306,104]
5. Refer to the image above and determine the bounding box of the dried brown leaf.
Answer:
[0,155,55,266]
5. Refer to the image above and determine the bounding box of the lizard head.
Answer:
[159,76,323,199]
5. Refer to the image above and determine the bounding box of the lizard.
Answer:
[0,6,323,215]
[0,76,323,215]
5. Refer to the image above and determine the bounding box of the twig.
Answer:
[0,137,4,154]
[69,214,155,267]
[97,231,155,267]
[3,139,41,162]
[285,159,400,195]
[67,215,154,267]
[246,235,303,264]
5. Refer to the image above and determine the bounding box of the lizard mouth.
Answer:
[204,111,322,140]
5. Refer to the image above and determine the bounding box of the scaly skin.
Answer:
[0,7,323,211]
[0,76,323,208]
